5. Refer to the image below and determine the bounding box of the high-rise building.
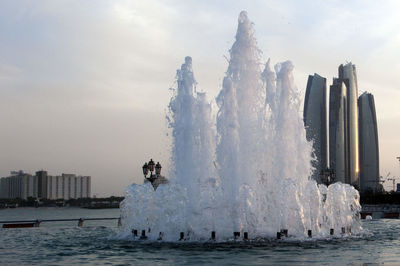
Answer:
[306,63,378,190]
[358,92,380,192]
[339,63,359,187]
[0,171,37,199]
[37,170,48,199]
[0,170,91,199]
[46,174,91,200]
[304,73,329,183]
[329,78,347,183]
[328,63,360,188]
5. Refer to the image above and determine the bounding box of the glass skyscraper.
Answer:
[305,63,379,191]
[339,63,360,187]
[329,78,347,184]
[304,73,329,183]
[328,63,360,187]
[358,92,380,192]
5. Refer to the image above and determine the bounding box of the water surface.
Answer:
[0,208,398,265]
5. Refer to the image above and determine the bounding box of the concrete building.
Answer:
[37,170,48,199]
[0,170,91,200]
[304,73,329,183]
[358,92,380,192]
[0,171,38,199]
[80,175,91,198]
[46,174,91,200]
[47,175,59,200]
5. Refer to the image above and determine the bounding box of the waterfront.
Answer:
[1,208,400,265]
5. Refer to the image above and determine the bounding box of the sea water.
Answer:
[0,208,399,265]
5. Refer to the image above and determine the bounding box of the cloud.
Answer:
[1,0,399,194]
[0,63,21,80]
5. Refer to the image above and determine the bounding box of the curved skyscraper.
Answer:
[338,63,359,187]
[328,63,359,187]
[306,63,378,191]
[358,92,380,192]
[329,78,347,184]
[304,73,329,183]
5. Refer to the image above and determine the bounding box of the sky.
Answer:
[0,0,399,196]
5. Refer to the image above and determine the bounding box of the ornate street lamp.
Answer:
[148,159,155,174]
[142,162,149,177]
[142,159,166,190]
[155,162,162,177]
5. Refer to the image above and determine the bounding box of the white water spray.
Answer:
[119,11,361,241]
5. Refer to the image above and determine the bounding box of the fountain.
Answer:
[119,11,361,242]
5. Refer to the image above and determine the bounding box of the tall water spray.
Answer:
[168,56,218,234]
[119,11,361,241]
[216,11,265,234]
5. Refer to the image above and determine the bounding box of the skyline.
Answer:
[1,1,400,196]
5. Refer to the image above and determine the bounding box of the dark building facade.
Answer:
[36,170,48,199]
[304,73,329,183]
[329,78,347,184]
[358,92,380,192]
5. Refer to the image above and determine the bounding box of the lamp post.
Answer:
[148,159,155,174]
[142,162,149,177]
[142,159,163,189]
[155,162,162,177]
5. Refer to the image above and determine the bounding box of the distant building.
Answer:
[328,63,360,188]
[339,63,360,188]
[304,73,329,183]
[37,170,48,199]
[0,171,38,199]
[329,78,347,184]
[358,92,380,192]
[306,63,378,190]
[0,170,91,200]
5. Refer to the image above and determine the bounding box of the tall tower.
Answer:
[329,79,347,183]
[358,92,379,192]
[328,63,359,187]
[304,73,329,183]
[338,63,359,187]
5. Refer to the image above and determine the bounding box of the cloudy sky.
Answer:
[1,0,400,196]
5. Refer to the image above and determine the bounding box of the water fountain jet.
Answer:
[119,11,361,242]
